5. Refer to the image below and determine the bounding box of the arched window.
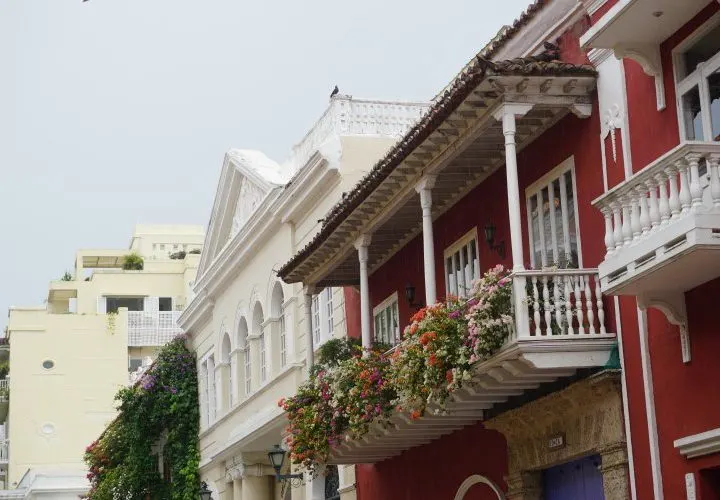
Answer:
[238,317,251,395]
[453,475,505,500]
[253,302,266,383]
[271,283,287,368]
[221,332,232,407]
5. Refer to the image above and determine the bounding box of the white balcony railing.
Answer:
[593,142,720,294]
[291,96,429,171]
[330,269,616,464]
[512,269,609,340]
[127,311,183,347]
[0,441,8,464]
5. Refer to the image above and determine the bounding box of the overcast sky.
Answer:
[0,0,531,328]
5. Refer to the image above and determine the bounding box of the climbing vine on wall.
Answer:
[84,336,200,499]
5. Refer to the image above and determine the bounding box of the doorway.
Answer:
[543,455,604,500]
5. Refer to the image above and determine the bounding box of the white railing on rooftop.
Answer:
[594,142,720,257]
[511,269,611,342]
[127,311,183,347]
[0,441,8,463]
[291,96,429,170]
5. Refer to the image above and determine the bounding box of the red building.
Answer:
[279,1,720,498]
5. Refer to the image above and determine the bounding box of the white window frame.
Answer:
[243,340,252,395]
[673,13,720,142]
[443,229,480,299]
[205,355,216,424]
[311,288,335,347]
[279,304,287,368]
[325,288,334,336]
[312,295,321,344]
[525,157,583,270]
[259,327,267,383]
[373,292,400,345]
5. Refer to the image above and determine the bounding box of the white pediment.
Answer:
[196,149,288,280]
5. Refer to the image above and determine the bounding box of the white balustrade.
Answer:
[291,97,429,170]
[0,441,8,463]
[127,311,183,346]
[594,142,720,257]
[512,269,609,338]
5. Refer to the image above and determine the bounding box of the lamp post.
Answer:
[199,481,212,500]
[268,445,304,487]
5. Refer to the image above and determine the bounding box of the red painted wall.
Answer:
[356,425,507,500]
[343,287,362,340]
[625,2,719,173]
[643,278,720,499]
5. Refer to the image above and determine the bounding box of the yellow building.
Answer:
[3,225,204,498]
[179,96,429,500]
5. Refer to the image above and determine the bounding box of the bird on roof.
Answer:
[330,85,339,98]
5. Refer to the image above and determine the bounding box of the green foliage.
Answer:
[84,337,200,499]
[187,249,201,255]
[169,251,187,260]
[122,253,144,271]
[61,271,73,281]
[0,360,9,379]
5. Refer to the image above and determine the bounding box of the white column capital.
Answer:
[354,233,372,250]
[414,174,437,193]
[492,102,534,123]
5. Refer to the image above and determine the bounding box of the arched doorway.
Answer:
[453,475,505,500]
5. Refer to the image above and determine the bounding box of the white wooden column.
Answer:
[355,234,373,351]
[303,285,316,376]
[493,102,534,271]
[415,175,438,305]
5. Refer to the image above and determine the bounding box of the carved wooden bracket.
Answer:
[614,43,666,111]
[638,292,690,363]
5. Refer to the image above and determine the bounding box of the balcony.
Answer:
[127,311,183,347]
[329,269,616,464]
[593,142,720,297]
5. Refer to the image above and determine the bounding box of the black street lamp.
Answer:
[199,481,213,500]
[268,445,303,486]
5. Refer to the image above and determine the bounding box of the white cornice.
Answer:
[674,428,720,459]
[276,152,340,225]
[178,290,214,334]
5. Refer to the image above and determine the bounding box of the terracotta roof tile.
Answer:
[278,49,595,282]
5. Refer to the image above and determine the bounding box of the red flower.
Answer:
[410,308,427,323]
[410,410,422,420]
[446,370,454,384]
[419,331,437,346]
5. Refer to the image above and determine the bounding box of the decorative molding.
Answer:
[453,475,505,500]
[638,292,690,363]
[589,48,613,66]
[675,428,720,459]
[685,473,697,500]
[614,44,666,111]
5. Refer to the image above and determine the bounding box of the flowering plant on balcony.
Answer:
[280,339,395,474]
[330,350,396,438]
[390,299,469,417]
[466,264,513,361]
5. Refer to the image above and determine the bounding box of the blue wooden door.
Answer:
[543,455,605,500]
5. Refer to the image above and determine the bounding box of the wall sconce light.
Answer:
[405,284,424,310]
[199,482,213,500]
[268,445,304,488]
[484,223,506,259]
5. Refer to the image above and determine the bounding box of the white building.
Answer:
[179,95,429,500]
